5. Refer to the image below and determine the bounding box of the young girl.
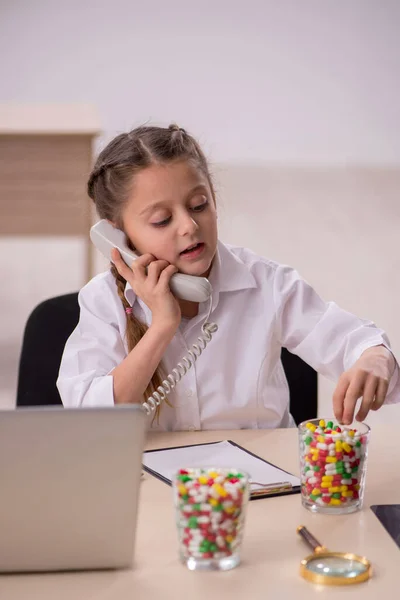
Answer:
[57,124,399,429]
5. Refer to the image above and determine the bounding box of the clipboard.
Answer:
[143,439,301,500]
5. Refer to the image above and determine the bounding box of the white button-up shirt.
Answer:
[57,241,399,429]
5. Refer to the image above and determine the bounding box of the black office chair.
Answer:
[17,293,80,408]
[16,293,318,423]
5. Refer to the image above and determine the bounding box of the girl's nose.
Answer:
[178,214,199,236]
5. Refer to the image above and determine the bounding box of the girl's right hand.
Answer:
[111,249,181,331]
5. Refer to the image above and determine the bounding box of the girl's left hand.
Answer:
[333,345,396,425]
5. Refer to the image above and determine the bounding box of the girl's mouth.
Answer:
[179,242,205,260]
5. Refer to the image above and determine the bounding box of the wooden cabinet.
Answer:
[0,105,100,280]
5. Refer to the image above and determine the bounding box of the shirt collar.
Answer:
[123,240,257,311]
[124,282,135,307]
[209,240,257,294]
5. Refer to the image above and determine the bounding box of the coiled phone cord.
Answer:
[142,300,217,415]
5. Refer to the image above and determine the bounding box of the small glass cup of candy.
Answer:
[172,467,250,571]
[298,418,370,515]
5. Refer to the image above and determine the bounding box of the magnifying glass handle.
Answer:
[297,525,326,553]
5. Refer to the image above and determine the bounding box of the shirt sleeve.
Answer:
[273,264,400,405]
[56,276,128,408]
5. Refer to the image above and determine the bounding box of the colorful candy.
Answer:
[173,468,249,565]
[299,419,369,512]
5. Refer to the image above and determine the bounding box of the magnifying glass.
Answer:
[297,525,372,585]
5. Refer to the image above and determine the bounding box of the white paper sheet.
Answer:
[143,440,300,493]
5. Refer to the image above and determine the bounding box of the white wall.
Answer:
[0,1,399,423]
[1,0,399,163]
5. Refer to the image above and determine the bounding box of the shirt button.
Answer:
[186,389,193,397]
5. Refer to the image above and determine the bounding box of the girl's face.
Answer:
[119,160,218,277]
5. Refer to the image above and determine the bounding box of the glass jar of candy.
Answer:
[299,418,370,514]
[173,467,250,570]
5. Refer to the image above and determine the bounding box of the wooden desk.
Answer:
[2,426,399,598]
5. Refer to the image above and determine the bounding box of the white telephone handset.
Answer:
[89,219,218,415]
[90,219,212,303]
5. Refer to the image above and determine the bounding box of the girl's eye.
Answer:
[191,201,208,212]
[152,216,171,227]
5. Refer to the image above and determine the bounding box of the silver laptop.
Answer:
[0,405,146,572]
